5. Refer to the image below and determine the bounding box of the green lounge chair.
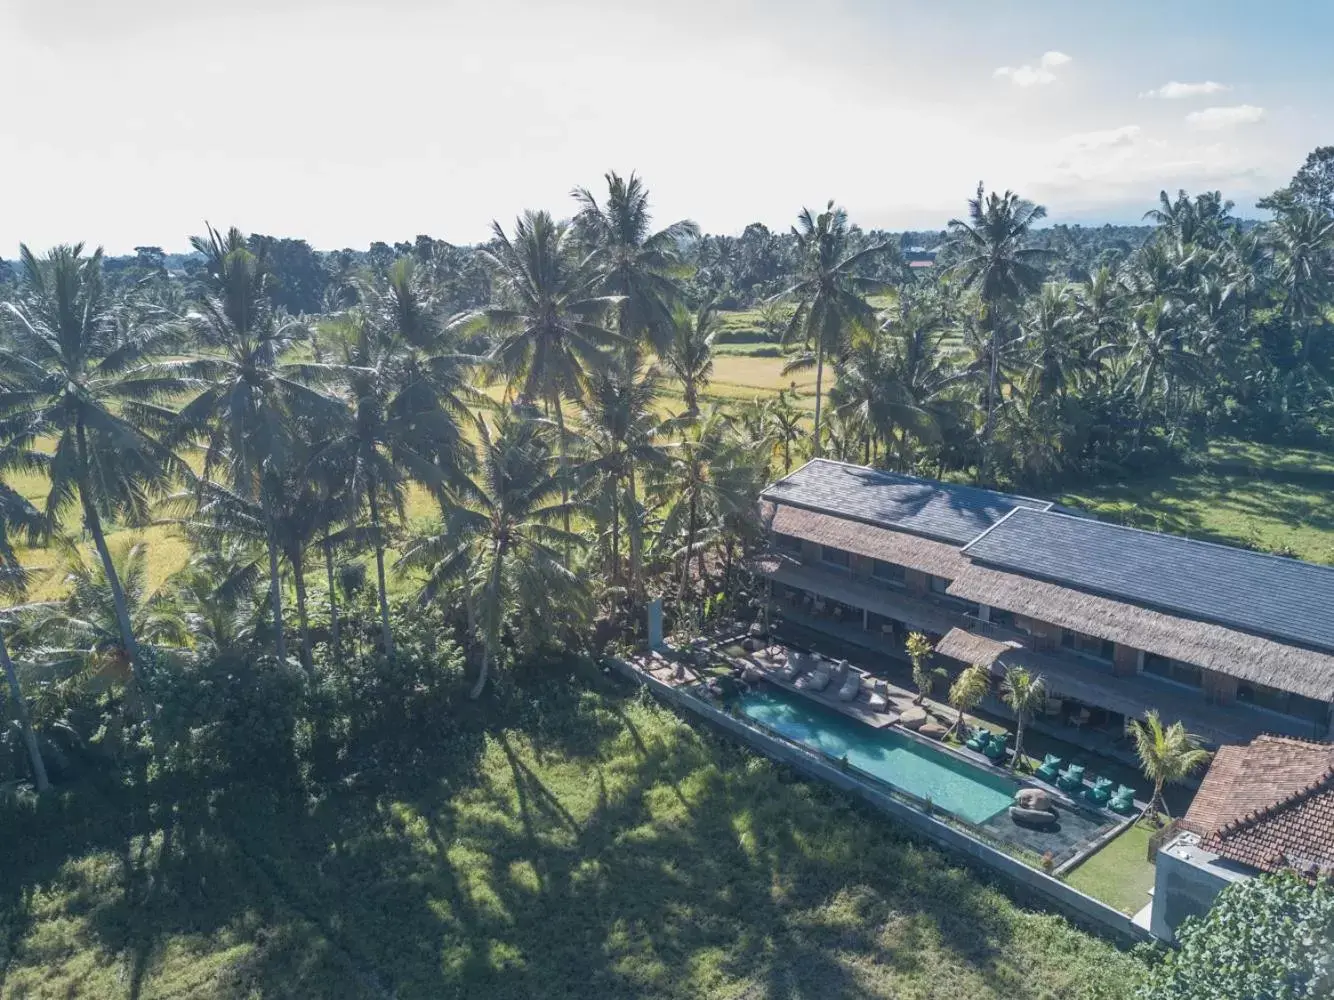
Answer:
[1056,763,1085,792]
[1035,753,1063,782]
[1082,775,1113,806]
[964,726,992,751]
[1108,785,1136,814]
[983,733,1009,762]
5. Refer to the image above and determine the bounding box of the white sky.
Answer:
[1,0,1327,252]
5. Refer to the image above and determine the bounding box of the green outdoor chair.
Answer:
[964,726,992,751]
[1082,775,1113,806]
[1056,763,1085,792]
[983,733,1009,762]
[1108,785,1137,814]
[1035,753,1063,782]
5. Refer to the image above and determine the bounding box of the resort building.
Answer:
[1150,733,1334,940]
[756,458,1334,750]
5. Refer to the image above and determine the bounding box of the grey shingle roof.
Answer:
[962,507,1334,654]
[760,459,1053,546]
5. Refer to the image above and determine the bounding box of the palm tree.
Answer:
[946,663,991,741]
[0,477,49,790]
[776,202,896,454]
[572,171,699,355]
[0,244,184,688]
[574,356,669,597]
[662,303,717,415]
[905,631,943,705]
[946,184,1049,466]
[169,225,342,664]
[1267,208,1334,364]
[1127,711,1211,825]
[171,540,266,659]
[1018,282,1087,400]
[1000,665,1046,770]
[311,285,478,659]
[24,540,189,694]
[765,390,806,474]
[458,211,624,536]
[653,407,762,605]
[399,412,580,699]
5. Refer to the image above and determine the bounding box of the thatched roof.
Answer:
[754,553,960,636]
[934,627,1016,667]
[947,564,1334,702]
[764,502,972,579]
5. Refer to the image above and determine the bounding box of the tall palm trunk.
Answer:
[470,540,505,700]
[552,393,572,541]
[366,474,394,658]
[291,548,313,673]
[609,471,621,586]
[1,630,49,792]
[626,461,643,602]
[74,421,141,682]
[681,490,698,604]
[264,516,287,665]
[812,342,825,457]
[323,533,340,660]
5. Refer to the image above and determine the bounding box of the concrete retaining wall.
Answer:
[612,658,1151,944]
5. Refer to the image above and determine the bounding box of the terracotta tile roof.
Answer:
[1183,735,1334,878]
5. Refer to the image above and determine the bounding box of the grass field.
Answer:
[1,680,1142,998]
[1060,439,1334,565]
[1062,821,1157,916]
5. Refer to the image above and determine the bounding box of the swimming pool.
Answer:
[738,687,1018,824]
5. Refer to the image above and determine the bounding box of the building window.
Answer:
[989,608,1017,631]
[1237,681,1329,726]
[872,559,905,586]
[1061,628,1115,663]
[929,575,951,596]
[820,545,850,569]
[774,532,802,554]
[1142,653,1202,688]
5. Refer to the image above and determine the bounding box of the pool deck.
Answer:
[747,649,900,729]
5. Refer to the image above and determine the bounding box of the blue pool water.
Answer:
[738,688,1018,824]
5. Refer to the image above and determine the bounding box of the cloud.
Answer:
[1185,104,1265,130]
[994,50,1072,87]
[1141,80,1229,99]
[1060,125,1142,152]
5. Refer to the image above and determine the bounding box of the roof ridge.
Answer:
[1215,765,1334,839]
[1007,506,1334,575]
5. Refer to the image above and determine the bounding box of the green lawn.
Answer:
[2,681,1141,998]
[1061,440,1334,565]
[1062,821,1157,916]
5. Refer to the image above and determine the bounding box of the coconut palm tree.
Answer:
[905,631,944,705]
[399,412,581,699]
[1127,711,1211,825]
[653,406,762,605]
[662,302,717,416]
[0,477,49,790]
[776,202,896,454]
[1267,207,1334,364]
[946,663,992,741]
[458,210,624,535]
[573,355,669,597]
[310,289,479,659]
[765,390,806,474]
[0,245,185,689]
[945,184,1049,465]
[1000,665,1046,770]
[572,171,699,355]
[169,225,343,664]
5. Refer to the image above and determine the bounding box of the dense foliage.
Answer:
[1139,871,1334,1000]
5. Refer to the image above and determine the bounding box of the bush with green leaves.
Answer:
[1139,870,1334,1000]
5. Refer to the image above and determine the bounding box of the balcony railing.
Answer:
[960,613,1058,653]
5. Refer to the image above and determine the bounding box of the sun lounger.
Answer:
[1056,763,1086,792]
[983,733,1009,761]
[1108,785,1136,814]
[965,725,992,751]
[837,670,861,702]
[1035,754,1063,782]
[867,691,889,712]
[780,653,807,682]
[796,660,831,692]
[1082,775,1113,806]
